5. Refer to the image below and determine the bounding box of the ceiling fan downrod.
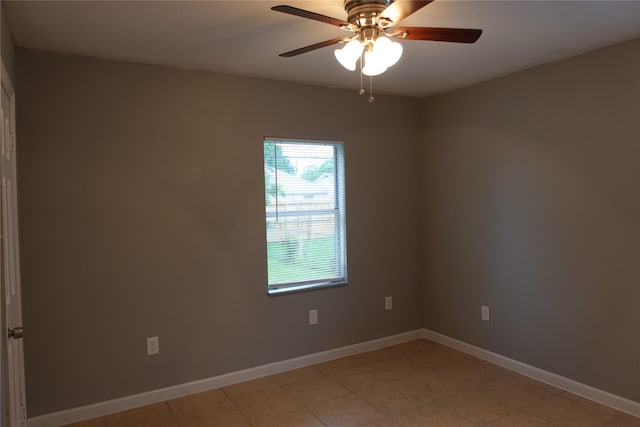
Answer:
[344,0,393,28]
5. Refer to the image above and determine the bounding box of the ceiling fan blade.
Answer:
[380,1,433,26]
[271,5,351,28]
[393,27,482,43]
[279,37,349,57]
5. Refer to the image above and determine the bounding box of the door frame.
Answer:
[1,58,27,427]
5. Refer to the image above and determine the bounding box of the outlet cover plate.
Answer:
[146,336,159,355]
[309,309,318,325]
[481,305,490,322]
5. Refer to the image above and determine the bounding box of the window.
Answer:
[263,138,347,294]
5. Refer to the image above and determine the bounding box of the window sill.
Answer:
[268,280,348,296]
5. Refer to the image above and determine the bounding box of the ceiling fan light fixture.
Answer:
[334,39,364,71]
[362,48,387,76]
[386,38,404,67]
[362,36,403,76]
[375,36,403,67]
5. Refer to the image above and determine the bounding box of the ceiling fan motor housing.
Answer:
[344,0,394,28]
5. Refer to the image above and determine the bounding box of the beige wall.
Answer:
[1,1,15,82]
[16,48,425,415]
[422,38,640,402]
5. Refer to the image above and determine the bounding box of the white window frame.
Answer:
[263,137,347,295]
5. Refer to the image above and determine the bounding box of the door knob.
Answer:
[8,327,23,339]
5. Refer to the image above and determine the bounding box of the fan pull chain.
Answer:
[358,55,365,96]
[357,55,374,103]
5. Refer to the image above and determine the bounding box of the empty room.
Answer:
[1,1,639,426]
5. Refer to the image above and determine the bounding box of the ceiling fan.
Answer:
[272,0,482,100]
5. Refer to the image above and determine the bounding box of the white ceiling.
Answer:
[5,0,640,97]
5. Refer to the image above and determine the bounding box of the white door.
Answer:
[1,61,26,427]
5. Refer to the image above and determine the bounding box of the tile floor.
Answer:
[63,339,640,427]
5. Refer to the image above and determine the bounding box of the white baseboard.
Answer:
[421,328,640,418]
[27,329,424,427]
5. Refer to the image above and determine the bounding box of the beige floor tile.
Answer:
[398,366,465,398]
[367,350,462,380]
[173,399,249,427]
[251,409,326,427]
[231,386,303,422]
[410,344,470,369]
[600,417,640,427]
[63,418,106,427]
[310,395,385,427]
[485,410,555,426]
[270,366,325,386]
[563,392,640,423]
[167,389,228,416]
[330,365,391,393]
[507,372,566,397]
[437,358,510,387]
[367,342,432,365]
[314,356,361,376]
[347,347,397,365]
[358,420,390,427]
[283,377,350,406]
[222,376,279,398]
[175,417,250,427]
[507,372,556,387]
[484,375,562,409]
[525,394,621,426]
[372,405,477,427]
[437,385,517,425]
[356,379,440,415]
[367,358,423,382]
[105,402,176,427]
[610,412,640,426]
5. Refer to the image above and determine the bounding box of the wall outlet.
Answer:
[146,336,159,355]
[481,305,490,322]
[309,309,318,325]
[385,296,393,311]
